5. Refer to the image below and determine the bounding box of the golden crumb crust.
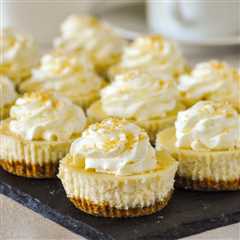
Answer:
[69,190,173,218]
[175,175,240,191]
[58,151,178,217]
[0,160,58,178]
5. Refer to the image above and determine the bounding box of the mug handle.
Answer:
[170,1,196,26]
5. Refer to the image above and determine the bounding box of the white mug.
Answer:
[147,0,240,44]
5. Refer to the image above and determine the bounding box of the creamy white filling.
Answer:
[0,28,39,80]
[178,60,240,104]
[70,118,157,175]
[175,101,240,150]
[20,52,104,97]
[101,71,179,121]
[54,15,127,62]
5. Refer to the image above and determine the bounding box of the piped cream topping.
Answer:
[116,35,187,80]
[101,71,179,121]
[70,118,157,175]
[9,92,86,141]
[175,101,240,151]
[54,15,127,64]
[178,60,240,108]
[20,51,104,99]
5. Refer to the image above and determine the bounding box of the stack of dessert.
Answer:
[0,15,239,218]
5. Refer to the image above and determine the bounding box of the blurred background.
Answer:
[1,0,239,65]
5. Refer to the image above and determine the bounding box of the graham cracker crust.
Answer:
[69,190,173,218]
[176,175,240,191]
[0,160,58,178]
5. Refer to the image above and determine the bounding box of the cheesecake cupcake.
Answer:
[0,92,86,178]
[0,76,17,120]
[156,101,240,191]
[87,71,185,141]
[54,15,127,76]
[19,51,106,108]
[0,28,39,84]
[178,60,240,109]
[58,118,178,217]
[108,35,188,81]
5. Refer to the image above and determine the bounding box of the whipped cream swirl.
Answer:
[20,52,104,101]
[117,35,186,80]
[10,92,86,141]
[0,76,17,108]
[175,101,240,151]
[0,28,39,83]
[70,118,157,175]
[178,60,240,107]
[101,71,179,121]
[54,15,127,65]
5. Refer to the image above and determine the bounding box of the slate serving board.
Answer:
[0,167,240,240]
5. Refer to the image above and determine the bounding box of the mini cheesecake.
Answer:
[19,51,106,109]
[58,118,178,217]
[178,60,240,110]
[0,92,86,178]
[54,15,127,76]
[87,71,185,142]
[156,101,240,191]
[0,28,39,84]
[108,35,188,81]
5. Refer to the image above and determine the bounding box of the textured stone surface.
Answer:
[0,168,240,240]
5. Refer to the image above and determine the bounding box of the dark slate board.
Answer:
[0,167,240,240]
